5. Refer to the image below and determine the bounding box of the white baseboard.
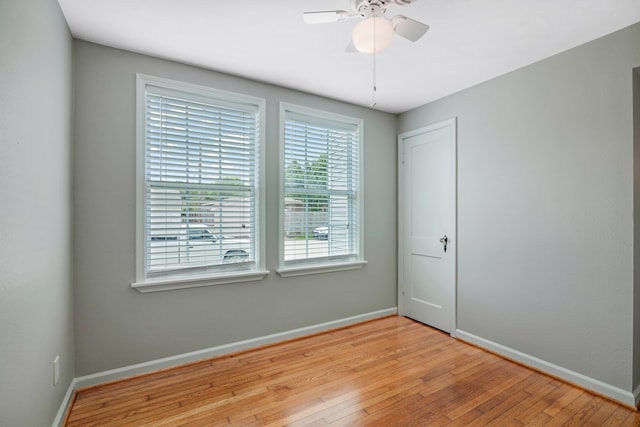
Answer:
[52,308,397,426]
[634,383,640,408]
[456,329,637,408]
[51,378,78,427]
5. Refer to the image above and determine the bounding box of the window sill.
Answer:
[276,260,367,278]
[132,270,270,293]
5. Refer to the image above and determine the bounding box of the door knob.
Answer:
[439,235,448,253]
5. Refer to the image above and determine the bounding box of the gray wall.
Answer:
[0,0,74,425]
[400,23,640,392]
[72,41,397,375]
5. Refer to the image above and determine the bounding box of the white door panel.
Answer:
[409,236,441,259]
[399,118,456,334]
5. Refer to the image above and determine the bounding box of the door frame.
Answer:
[397,117,458,336]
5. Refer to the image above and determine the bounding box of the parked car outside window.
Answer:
[313,226,328,240]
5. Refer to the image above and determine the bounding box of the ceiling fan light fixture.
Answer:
[352,16,393,53]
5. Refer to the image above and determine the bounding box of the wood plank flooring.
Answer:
[64,316,640,426]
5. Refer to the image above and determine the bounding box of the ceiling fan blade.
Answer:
[392,0,419,5]
[303,10,353,24]
[392,15,429,42]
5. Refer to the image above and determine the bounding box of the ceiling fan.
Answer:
[303,0,429,53]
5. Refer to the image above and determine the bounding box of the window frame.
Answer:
[277,102,367,277]
[132,74,268,293]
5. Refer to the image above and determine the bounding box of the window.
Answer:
[133,75,267,292]
[278,103,366,277]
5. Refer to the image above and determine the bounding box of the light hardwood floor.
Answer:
[64,316,640,426]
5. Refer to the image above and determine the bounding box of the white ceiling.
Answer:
[57,0,640,114]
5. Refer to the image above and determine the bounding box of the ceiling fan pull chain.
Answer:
[371,53,377,108]
[371,15,378,108]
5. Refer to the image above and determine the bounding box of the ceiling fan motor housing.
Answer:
[351,0,418,18]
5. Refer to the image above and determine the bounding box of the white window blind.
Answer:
[282,109,361,264]
[143,82,260,278]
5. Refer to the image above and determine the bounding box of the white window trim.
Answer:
[277,260,368,278]
[276,102,366,277]
[132,270,270,293]
[132,74,268,292]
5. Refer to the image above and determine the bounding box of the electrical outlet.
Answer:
[53,355,60,386]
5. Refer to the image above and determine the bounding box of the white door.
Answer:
[398,118,456,334]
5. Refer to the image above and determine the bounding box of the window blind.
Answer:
[283,111,360,262]
[144,85,259,276]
